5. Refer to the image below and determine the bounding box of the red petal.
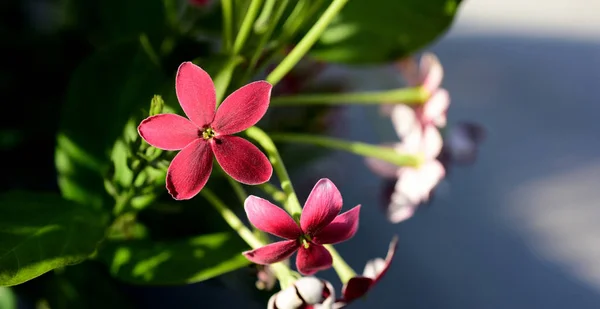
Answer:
[211,135,272,184]
[374,236,399,283]
[212,81,272,135]
[243,240,299,265]
[312,205,360,245]
[138,114,199,150]
[300,179,343,236]
[245,196,302,239]
[296,243,333,275]
[175,62,216,127]
[342,277,374,302]
[165,139,213,200]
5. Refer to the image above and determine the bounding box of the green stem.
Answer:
[244,127,303,217]
[253,0,276,33]
[214,56,244,104]
[325,244,357,284]
[258,183,287,204]
[279,0,309,40]
[266,0,349,85]
[242,0,289,82]
[270,133,422,167]
[201,188,296,289]
[270,87,429,106]
[226,176,248,206]
[202,188,262,248]
[221,0,234,53]
[232,0,264,55]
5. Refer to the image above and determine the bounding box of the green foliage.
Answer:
[310,0,462,64]
[0,287,17,309]
[55,41,166,210]
[0,192,108,286]
[97,232,251,285]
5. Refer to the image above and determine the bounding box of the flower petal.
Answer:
[312,205,360,245]
[364,157,398,179]
[245,196,303,239]
[175,62,216,127]
[243,240,299,265]
[296,243,333,275]
[166,139,213,200]
[211,135,272,184]
[422,125,443,160]
[420,52,444,92]
[341,277,374,302]
[422,89,450,127]
[386,190,419,223]
[138,114,199,150]
[391,104,418,139]
[372,236,399,283]
[212,81,272,135]
[300,179,343,235]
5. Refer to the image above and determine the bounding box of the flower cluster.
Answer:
[366,53,449,222]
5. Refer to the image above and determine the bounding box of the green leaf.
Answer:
[55,41,166,209]
[0,191,108,286]
[96,232,251,285]
[310,0,462,64]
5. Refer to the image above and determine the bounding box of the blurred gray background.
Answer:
[306,1,600,308]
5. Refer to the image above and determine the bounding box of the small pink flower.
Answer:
[243,179,360,275]
[366,108,445,223]
[268,277,336,309]
[138,62,273,200]
[382,52,449,130]
[336,237,398,306]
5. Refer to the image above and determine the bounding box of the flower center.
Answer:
[200,127,216,140]
[300,235,312,249]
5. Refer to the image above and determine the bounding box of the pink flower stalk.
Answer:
[268,277,336,309]
[335,237,399,307]
[138,62,273,200]
[366,107,445,223]
[243,179,360,275]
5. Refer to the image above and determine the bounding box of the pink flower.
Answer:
[268,277,336,309]
[335,237,398,307]
[138,62,273,200]
[381,52,449,130]
[243,179,360,275]
[366,108,445,223]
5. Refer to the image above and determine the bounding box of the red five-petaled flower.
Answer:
[243,178,360,275]
[138,62,273,200]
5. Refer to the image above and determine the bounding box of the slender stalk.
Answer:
[232,0,264,55]
[214,56,244,104]
[244,127,303,217]
[270,87,429,106]
[201,188,296,289]
[270,133,422,167]
[258,183,287,204]
[221,0,234,52]
[253,0,276,33]
[226,176,248,206]
[242,0,289,82]
[325,244,357,284]
[266,0,349,85]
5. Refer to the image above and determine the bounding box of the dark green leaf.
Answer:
[310,0,462,64]
[0,192,108,286]
[55,41,166,209]
[97,232,251,285]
